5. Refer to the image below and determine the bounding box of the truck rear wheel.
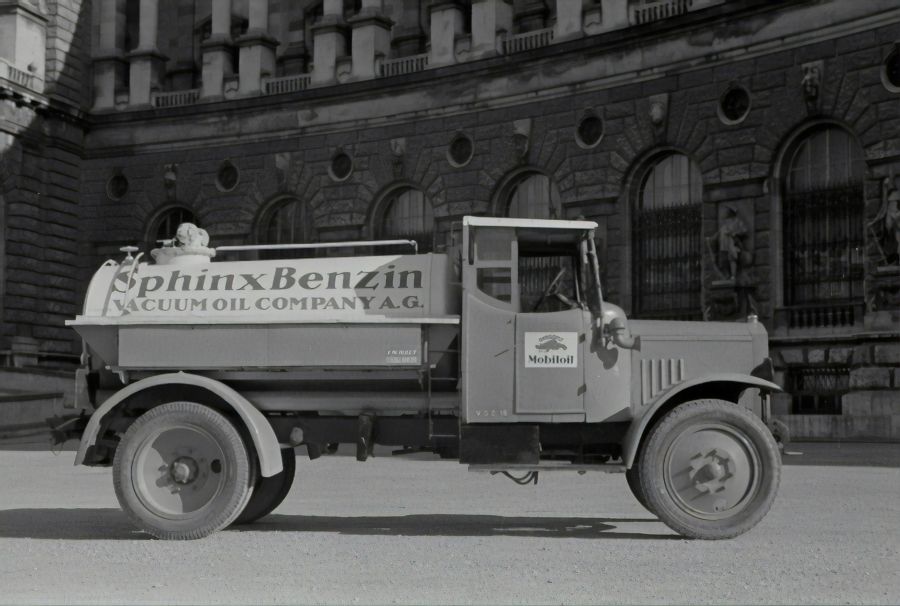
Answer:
[638,399,780,540]
[113,401,253,540]
[625,464,653,513]
[234,447,296,524]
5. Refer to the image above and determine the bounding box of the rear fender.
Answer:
[621,373,782,469]
[74,372,283,477]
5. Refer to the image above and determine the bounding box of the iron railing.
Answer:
[783,183,864,327]
[632,200,702,320]
[787,366,850,415]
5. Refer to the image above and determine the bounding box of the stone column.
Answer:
[237,0,279,94]
[127,0,168,106]
[349,0,392,80]
[93,0,127,109]
[201,0,234,99]
[471,0,512,59]
[391,0,425,57]
[554,0,582,40]
[428,1,465,67]
[311,0,348,85]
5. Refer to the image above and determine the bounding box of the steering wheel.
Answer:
[531,268,578,311]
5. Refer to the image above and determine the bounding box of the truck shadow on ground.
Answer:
[245,514,678,541]
[0,509,676,541]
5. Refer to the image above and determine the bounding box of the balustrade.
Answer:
[0,59,37,90]
[630,0,692,25]
[263,74,312,94]
[150,88,201,108]
[502,27,554,54]
[379,54,429,77]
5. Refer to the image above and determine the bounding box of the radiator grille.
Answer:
[640,358,686,405]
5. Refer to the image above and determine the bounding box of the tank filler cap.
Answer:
[119,246,139,263]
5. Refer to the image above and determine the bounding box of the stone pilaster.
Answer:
[237,0,279,94]
[429,1,465,67]
[128,0,168,107]
[554,0,583,41]
[471,0,512,59]
[349,1,393,80]
[201,0,234,99]
[93,0,127,109]
[311,0,348,85]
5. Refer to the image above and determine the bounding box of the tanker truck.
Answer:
[67,216,783,540]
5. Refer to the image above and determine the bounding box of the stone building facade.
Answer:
[2,0,899,439]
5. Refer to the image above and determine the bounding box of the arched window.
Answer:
[259,198,317,259]
[378,188,434,252]
[148,207,196,250]
[782,127,865,326]
[632,153,703,320]
[506,173,561,219]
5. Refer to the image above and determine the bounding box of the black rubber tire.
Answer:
[625,463,654,513]
[638,399,781,540]
[113,402,253,540]
[234,448,296,524]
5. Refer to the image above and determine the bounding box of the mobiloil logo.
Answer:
[524,332,578,368]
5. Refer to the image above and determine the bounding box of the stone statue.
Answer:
[869,176,900,266]
[151,223,214,265]
[708,205,748,281]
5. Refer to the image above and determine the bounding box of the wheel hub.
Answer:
[663,424,761,520]
[689,449,733,494]
[170,457,199,485]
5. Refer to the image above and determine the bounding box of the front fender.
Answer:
[621,373,782,469]
[75,372,283,477]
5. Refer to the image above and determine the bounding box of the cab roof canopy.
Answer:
[463,216,598,230]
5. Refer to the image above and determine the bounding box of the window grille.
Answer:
[150,207,196,248]
[506,173,560,219]
[632,153,703,320]
[783,128,865,327]
[787,366,850,415]
[260,198,317,259]
[379,189,434,253]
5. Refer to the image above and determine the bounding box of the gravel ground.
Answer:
[0,446,897,605]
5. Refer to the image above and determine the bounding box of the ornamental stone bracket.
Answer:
[800,60,823,115]
[648,92,668,136]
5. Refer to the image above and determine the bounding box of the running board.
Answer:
[467,462,626,474]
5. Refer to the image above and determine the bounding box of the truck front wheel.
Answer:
[113,401,253,540]
[638,399,780,540]
[234,448,296,524]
